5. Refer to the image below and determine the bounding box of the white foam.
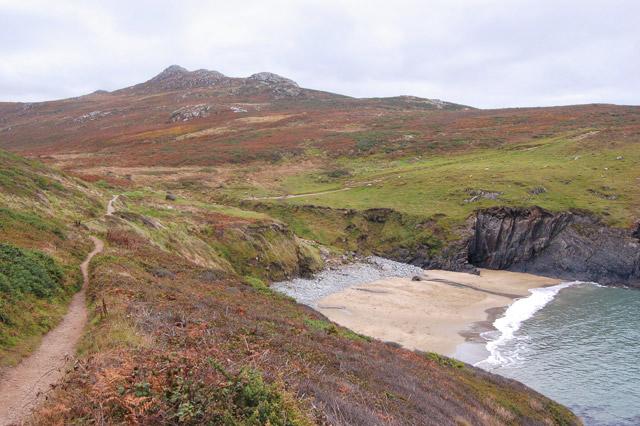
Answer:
[476,281,592,369]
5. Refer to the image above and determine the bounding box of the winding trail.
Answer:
[106,194,119,216]
[245,178,387,201]
[0,196,116,425]
[246,187,353,200]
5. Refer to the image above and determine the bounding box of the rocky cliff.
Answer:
[468,206,640,286]
[248,202,640,287]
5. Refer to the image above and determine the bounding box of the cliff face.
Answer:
[246,202,640,286]
[468,207,640,286]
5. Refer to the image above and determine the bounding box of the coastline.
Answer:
[313,268,560,360]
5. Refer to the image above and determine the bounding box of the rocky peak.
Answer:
[127,66,303,97]
[156,65,188,78]
[141,65,227,92]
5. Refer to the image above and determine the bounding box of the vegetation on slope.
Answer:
[0,150,578,424]
[32,227,579,425]
[0,243,73,360]
[229,130,639,228]
[109,190,323,280]
[2,66,639,425]
[0,149,101,367]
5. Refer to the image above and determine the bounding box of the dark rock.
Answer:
[150,267,176,279]
[199,269,226,282]
[166,193,177,201]
[587,188,618,200]
[116,211,161,229]
[363,208,395,223]
[529,186,547,195]
[468,206,640,286]
[140,216,162,229]
[411,275,422,281]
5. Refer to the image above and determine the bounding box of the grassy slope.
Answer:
[113,189,323,280]
[32,223,579,425]
[0,149,103,367]
[0,152,577,424]
[221,130,639,231]
[1,78,636,424]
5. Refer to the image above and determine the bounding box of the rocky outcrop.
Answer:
[464,189,502,203]
[247,202,640,287]
[468,206,640,286]
[245,202,477,273]
[246,72,301,97]
[169,104,210,122]
[74,110,111,123]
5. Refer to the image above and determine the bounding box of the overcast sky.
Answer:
[1,0,638,108]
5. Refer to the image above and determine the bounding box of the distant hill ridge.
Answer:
[83,64,462,107]
[117,65,303,97]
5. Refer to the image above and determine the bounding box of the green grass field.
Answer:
[266,132,640,227]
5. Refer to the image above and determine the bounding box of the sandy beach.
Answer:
[316,269,560,358]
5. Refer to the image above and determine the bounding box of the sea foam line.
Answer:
[476,280,593,369]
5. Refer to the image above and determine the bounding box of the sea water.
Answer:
[477,283,640,425]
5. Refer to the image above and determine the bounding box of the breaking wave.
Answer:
[477,281,594,368]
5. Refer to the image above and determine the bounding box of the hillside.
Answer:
[3,67,635,284]
[0,67,638,280]
[2,64,640,423]
[0,149,102,368]
[0,151,580,425]
[0,65,470,167]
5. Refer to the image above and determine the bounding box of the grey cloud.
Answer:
[0,0,638,108]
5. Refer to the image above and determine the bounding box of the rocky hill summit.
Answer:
[125,65,303,98]
[130,65,228,93]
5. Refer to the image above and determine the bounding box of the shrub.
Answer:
[106,229,146,250]
[0,243,64,300]
[354,131,390,151]
[160,360,311,425]
[245,276,270,293]
[325,168,351,179]
[304,318,371,343]
[423,352,465,369]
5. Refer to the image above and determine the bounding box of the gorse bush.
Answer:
[304,318,371,343]
[423,352,465,369]
[0,243,64,299]
[159,360,310,425]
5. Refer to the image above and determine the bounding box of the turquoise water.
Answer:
[478,284,640,425]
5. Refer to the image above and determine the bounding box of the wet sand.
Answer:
[316,269,560,359]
